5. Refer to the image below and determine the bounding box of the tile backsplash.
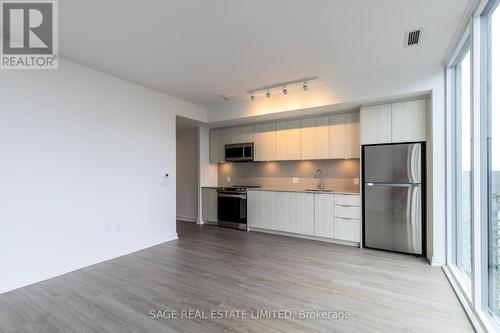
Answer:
[218,159,360,191]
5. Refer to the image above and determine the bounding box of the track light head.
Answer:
[245,76,318,102]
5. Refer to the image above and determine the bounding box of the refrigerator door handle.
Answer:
[365,183,420,187]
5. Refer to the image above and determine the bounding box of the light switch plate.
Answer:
[353,178,360,185]
[227,176,231,182]
[161,174,170,186]
[292,177,299,184]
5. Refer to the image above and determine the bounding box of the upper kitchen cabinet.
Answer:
[253,123,276,161]
[360,104,392,144]
[275,120,301,161]
[329,112,360,159]
[300,116,329,160]
[224,126,254,145]
[361,99,427,145]
[209,129,225,163]
[391,99,427,143]
[209,108,367,162]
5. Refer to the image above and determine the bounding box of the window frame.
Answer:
[447,33,473,298]
[482,0,500,325]
[445,1,500,332]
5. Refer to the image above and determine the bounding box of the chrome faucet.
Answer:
[314,168,325,190]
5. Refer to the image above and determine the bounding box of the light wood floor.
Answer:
[0,221,473,333]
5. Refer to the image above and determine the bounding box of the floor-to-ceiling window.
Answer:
[487,0,500,320]
[446,0,500,331]
[452,46,473,285]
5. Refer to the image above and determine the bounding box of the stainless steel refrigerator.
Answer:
[363,143,424,255]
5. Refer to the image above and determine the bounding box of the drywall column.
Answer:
[430,74,447,266]
[197,127,218,224]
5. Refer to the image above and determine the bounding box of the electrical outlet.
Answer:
[292,177,299,184]
[227,176,231,182]
[353,178,360,185]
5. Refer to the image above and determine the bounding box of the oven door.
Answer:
[217,192,247,230]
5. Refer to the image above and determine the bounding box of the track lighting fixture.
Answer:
[246,76,318,101]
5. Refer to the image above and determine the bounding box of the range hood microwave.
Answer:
[225,143,254,162]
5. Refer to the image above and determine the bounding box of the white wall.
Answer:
[0,59,206,293]
[176,128,199,222]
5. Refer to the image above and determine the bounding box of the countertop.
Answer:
[202,186,359,195]
[246,187,360,195]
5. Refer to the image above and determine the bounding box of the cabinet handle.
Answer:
[336,217,360,221]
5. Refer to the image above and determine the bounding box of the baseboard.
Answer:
[176,215,197,222]
[430,256,446,266]
[249,227,360,248]
[203,220,218,226]
[0,234,178,295]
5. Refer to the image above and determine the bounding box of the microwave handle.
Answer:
[244,144,252,158]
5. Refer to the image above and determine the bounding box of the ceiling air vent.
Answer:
[405,29,421,47]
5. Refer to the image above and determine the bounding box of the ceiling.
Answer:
[60,0,470,108]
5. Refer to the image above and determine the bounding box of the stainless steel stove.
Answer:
[217,185,260,230]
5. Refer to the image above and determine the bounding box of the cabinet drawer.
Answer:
[335,205,360,219]
[335,194,360,207]
[334,218,360,242]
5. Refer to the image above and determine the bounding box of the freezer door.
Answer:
[364,143,422,183]
[364,183,422,254]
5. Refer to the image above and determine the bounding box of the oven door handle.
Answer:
[218,193,247,199]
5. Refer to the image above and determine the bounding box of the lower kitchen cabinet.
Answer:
[334,194,361,242]
[248,191,314,235]
[314,193,335,238]
[294,193,315,236]
[334,205,361,220]
[274,191,296,233]
[248,190,276,230]
[202,188,218,223]
[247,190,360,245]
[334,218,360,242]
